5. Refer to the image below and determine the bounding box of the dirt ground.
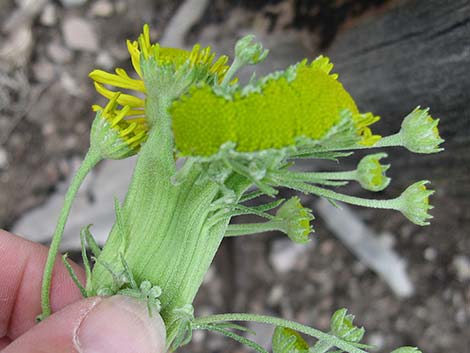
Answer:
[0,1,468,352]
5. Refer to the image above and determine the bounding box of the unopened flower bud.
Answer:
[356,153,391,192]
[399,107,444,153]
[395,180,434,226]
[235,35,269,66]
[276,197,314,244]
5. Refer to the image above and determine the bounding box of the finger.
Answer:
[0,229,85,339]
[0,337,11,349]
[4,296,167,353]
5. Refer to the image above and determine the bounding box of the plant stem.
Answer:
[221,57,242,87]
[225,221,283,237]
[193,313,367,353]
[276,170,357,182]
[280,180,398,210]
[310,340,333,353]
[40,149,101,318]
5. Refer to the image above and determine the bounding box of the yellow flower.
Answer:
[170,56,380,156]
[89,24,230,113]
[90,92,148,159]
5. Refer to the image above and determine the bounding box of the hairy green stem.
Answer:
[276,170,357,182]
[310,339,333,353]
[280,180,398,209]
[225,221,283,237]
[40,149,101,318]
[193,313,367,353]
[221,57,242,87]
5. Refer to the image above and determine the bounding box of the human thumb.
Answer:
[4,295,166,353]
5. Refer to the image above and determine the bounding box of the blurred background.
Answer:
[0,0,469,352]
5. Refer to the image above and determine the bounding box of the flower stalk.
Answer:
[39,25,443,353]
[40,148,101,318]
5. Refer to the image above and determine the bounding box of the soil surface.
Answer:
[0,1,468,353]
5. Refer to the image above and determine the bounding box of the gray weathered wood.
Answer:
[327,0,470,201]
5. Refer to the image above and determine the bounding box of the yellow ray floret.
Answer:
[170,56,380,156]
[93,92,148,151]
[89,24,230,115]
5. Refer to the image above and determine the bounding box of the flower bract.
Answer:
[355,153,391,192]
[90,92,148,159]
[399,107,444,153]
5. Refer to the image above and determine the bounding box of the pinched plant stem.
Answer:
[40,149,101,318]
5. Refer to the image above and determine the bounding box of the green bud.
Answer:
[390,347,422,353]
[235,34,269,66]
[330,308,365,343]
[276,197,314,244]
[356,153,391,191]
[399,107,444,153]
[395,180,434,226]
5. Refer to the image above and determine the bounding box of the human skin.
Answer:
[0,230,166,353]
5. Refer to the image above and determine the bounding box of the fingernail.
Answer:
[74,295,166,353]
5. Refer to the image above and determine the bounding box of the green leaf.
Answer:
[330,309,365,344]
[272,326,309,353]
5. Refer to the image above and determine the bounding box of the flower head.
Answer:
[90,92,148,159]
[89,24,230,116]
[355,153,391,192]
[399,107,444,153]
[395,180,434,226]
[275,197,314,244]
[171,56,380,156]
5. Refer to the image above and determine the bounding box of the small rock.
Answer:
[89,0,113,17]
[0,25,33,68]
[32,61,55,82]
[269,238,312,274]
[40,4,57,26]
[42,122,56,136]
[62,17,98,52]
[95,51,114,69]
[60,0,87,8]
[60,72,82,96]
[367,333,385,350]
[47,42,73,64]
[267,285,284,306]
[424,247,437,261]
[115,1,127,14]
[453,255,470,281]
[0,148,8,169]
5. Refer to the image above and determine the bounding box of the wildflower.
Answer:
[399,107,444,153]
[393,180,434,226]
[355,153,391,191]
[89,24,230,116]
[171,56,380,156]
[276,197,314,244]
[90,92,148,159]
